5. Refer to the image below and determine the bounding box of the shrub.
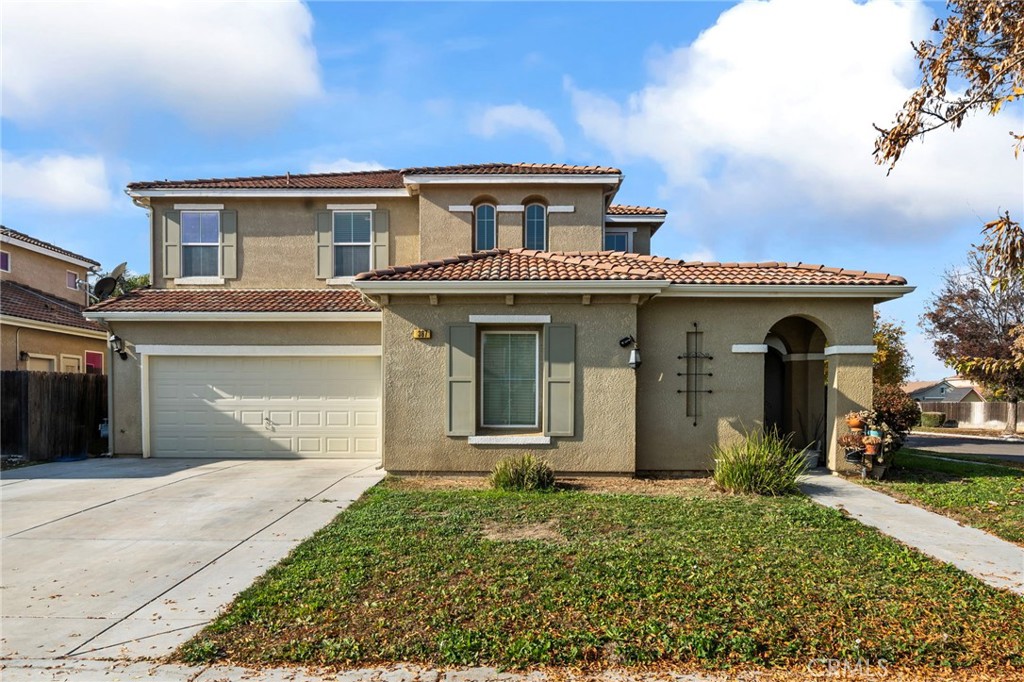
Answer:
[920,412,946,428]
[490,453,555,491]
[712,427,808,496]
[872,383,922,446]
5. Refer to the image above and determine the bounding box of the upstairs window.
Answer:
[181,211,221,277]
[333,211,372,277]
[475,204,496,251]
[604,228,632,252]
[0,250,9,272]
[66,271,79,290]
[524,204,547,251]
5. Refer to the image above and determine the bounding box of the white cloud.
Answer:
[569,0,1023,235]
[1,152,114,211]
[472,104,565,154]
[1,1,321,130]
[680,248,716,263]
[308,158,386,174]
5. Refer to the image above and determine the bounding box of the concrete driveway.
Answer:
[1,457,383,661]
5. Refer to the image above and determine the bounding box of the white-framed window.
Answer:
[0,250,10,272]
[475,204,496,251]
[333,210,372,278]
[604,228,634,252]
[524,204,547,251]
[480,331,539,428]
[181,211,221,277]
[66,270,79,290]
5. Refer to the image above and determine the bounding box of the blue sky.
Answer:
[2,0,1021,380]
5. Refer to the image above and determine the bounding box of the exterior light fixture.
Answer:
[619,335,641,370]
[109,334,128,360]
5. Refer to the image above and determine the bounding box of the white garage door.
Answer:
[149,356,381,458]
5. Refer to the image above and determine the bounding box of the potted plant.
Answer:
[862,435,882,455]
[845,411,866,430]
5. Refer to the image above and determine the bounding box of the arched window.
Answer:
[474,204,496,251]
[524,203,547,251]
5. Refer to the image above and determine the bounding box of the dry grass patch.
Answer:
[481,519,566,543]
[392,474,717,497]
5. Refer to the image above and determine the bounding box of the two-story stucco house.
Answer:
[1,227,107,373]
[85,163,913,473]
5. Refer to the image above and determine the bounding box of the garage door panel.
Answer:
[150,356,381,459]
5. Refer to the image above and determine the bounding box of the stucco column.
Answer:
[824,349,874,472]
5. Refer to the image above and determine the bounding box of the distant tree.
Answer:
[874,0,1023,291]
[872,312,914,386]
[921,249,1024,432]
[91,269,149,299]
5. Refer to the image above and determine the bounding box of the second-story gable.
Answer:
[0,226,99,306]
[127,163,667,290]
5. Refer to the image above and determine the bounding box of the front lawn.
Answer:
[863,449,1024,544]
[181,478,1024,673]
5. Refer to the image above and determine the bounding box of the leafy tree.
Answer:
[91,269,149,299]
[875,0,1023,290]
[872,311,914,386]
[921,249,1024,432]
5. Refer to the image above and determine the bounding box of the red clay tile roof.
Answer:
[1,281,105,332]
[355,249,908,286]
[127,163,622,191]
[86,288,378,314]
[606,204,667,216]
[126,170,405,191]
[401,163,621,176]
[1,226,101,266]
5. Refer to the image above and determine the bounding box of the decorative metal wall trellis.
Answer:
[677,322,713,426]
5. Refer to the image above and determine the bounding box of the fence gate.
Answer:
[1,371,108,460]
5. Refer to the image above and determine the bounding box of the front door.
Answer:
[763,348,785,434]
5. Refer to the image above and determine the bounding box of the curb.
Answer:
[909,431,1024,443]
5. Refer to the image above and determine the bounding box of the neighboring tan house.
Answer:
[903,379,984,403]
[85,163,913,473]
[0,227,107,373]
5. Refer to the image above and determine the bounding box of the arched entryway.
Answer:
[762,317,828,459]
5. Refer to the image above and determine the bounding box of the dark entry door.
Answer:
[764,348,785,433]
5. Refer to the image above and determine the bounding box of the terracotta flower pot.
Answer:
[864,442,880,455]
[846,417,865,430]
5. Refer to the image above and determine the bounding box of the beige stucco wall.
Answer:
[636,297,875,471]
[380,295,637,473]
[0,243,91,305]
[417,185,607,261]
[148,197,419,289]
[0,322,107,372]
[106,320,381,454]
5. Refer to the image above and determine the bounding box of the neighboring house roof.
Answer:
[606,204,668,216]
[126,163,622,192]
[0,281,105,332]
[354,249,909,286]
[903,380,941,395]
[0,226,101,267]
[86,288,378,314]
[944,387,982,402]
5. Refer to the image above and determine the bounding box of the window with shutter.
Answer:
[481,332,539,428]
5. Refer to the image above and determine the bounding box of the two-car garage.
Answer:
[144,354,381,459]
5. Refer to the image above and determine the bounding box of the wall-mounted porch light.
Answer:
[619,335,641,370]
[109,334,128,360]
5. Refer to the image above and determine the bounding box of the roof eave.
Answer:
[659,284,915,300]
[402,173,623,188]
[125,188,411,199]
[353,280,668,295]
[0,233,100,269]
[84,310,382,322]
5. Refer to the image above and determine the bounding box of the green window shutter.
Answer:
[447,324,477,436]
[544,323,576,437]
[315,211,332,279]
[163,210,181,279]
[220,210,238,279]
[372,209,389,269]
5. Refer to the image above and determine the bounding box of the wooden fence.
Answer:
[918,400,1024,432]
[1,371,108,460]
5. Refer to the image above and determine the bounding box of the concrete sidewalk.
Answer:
[801,469,1024,595]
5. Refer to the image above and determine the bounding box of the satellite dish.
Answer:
[110,262,128,280]
[94,277,118,300]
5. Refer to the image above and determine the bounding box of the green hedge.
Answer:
[920,412,946,427]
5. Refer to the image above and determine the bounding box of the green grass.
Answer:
[179,479,1024,671]
[863,449,1024,544]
